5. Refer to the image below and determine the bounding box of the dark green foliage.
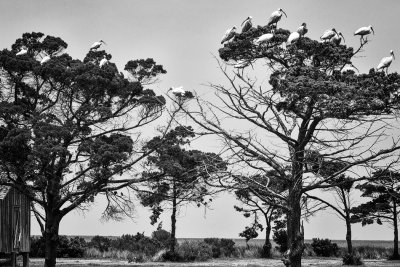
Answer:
[342,253,363,265]
[30,236,86,258]
[203,238,236,258]
[311,238,339,257]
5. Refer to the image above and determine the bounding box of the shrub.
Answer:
[203,238,236,258]
[30,236,86,258]
[273,229,288,253]
[220,239,236,257]
[342,253,363,265]
[89,236,112,252]
[162,250,183,262]
[111,233,161,256]
[30,236,46,258]
[177,241,213,262]
[151,229,171,248]
[311,238,339,257]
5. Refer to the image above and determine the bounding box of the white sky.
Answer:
[1,0,400,240]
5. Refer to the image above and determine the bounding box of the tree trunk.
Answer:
[345,213,353,254]
[262,225,272,258]
[284,193,304,267]
[170,183,177,253]
[392,200,399,259]
[43,211,61,267]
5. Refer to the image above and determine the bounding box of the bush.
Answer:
[162,250,183,262]
[203,238,236,258]
[111,233,161,256]
[30,236,86,258]
[88,236,112,252]
[177,241,213,262]
[343,253,363,265]
[151,229,171,248]
[311,238,339,257]
[273,229,288,253]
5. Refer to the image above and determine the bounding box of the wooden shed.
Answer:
[0,186,30,267]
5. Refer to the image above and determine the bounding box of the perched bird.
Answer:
[241,16,253,33]
[341,64,359,73]
[221,26,237,44]
[168,86,186,97]
[287,32,300,45]
[99,55,108,68]
[296,22,308,36]
[90,40,106,50]
[354,25,374,42]
[287,23,307,45]
[331,31,345,45]
[16,47,28,56]
[267,8,287,27]
[377,50,395,74]
[40,55,51,65]
[254,30,274,46]
[320,28,337,42]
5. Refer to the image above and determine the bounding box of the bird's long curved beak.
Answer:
[371,27,375,35]
[241,18,247,26]
[282,10,287,17]
[340,33,346,43]
[102,41,107,45]
[393,53,396,60]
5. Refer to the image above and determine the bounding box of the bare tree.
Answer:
[172,24,400,267]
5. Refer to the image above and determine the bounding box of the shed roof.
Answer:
[0,185,10,200]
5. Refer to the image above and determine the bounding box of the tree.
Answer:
[0,32,167,267]
[139,125,226,253]
[305,158,358,256]
[351,169,400,260]
[175,22,400,266]
[234,173,285,257]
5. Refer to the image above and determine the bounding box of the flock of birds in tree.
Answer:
[14,39,110,67]
[14,38,192,99]
[220,8,395,74]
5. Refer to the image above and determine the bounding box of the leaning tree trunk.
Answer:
[44,209,61,267]
[392,200,399,260]
[345,213,353,254]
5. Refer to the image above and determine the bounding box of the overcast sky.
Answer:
[1,0,400,240]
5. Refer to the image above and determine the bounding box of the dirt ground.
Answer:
[28,258,400,267]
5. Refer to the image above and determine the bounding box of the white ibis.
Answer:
[99,55,108,68]
[241,16,253,33]
[221,26,237,44]
[377,50,395,74]
[168,86,186,97]
[320,28,337,42]
[90,40,106,50]
[354,25,374,43]
[40,54,51,65]
[331,31,345,45]
[16,47,28,56]
[296,23,308,36]
[341,64,359,73]
[287,23,307,45]
[267,8,287,27]
[254,30,274,46]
